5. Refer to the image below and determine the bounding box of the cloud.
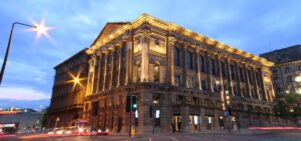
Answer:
[0,59,47,83]
[0,86,50,100]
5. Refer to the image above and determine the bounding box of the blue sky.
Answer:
[0,0,300,110]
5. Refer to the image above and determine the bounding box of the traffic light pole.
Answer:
[128,96,132,137]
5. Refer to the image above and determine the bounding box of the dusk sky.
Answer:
[0,0,300,110]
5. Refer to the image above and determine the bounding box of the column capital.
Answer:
[167,36,176,44]
[115,42,123,47]
[195,47,200,53]
[140,28,151,38]
[182,41,189,47]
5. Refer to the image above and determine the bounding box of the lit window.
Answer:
[154,63,160,82]
[175,75,181,86]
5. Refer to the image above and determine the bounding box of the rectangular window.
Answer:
[201,80,206,90]
[273,69,278,74]
[248,70,252,84]
[200,55,205,72]
[211,59,216,75]
[285,67,290,73]
[240,67,244,82]
[221,62,226,77]
[287,75,292,82]
[174,47,181,66]
[178,95,184,104]
[187,51,193,70]
[231,64,235,80]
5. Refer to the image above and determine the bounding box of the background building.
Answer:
[0,108,41,132]
[46,48,89,128]
[48,14,280,133]
[260,45,301,97]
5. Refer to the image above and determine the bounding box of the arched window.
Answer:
[154,62,160,82]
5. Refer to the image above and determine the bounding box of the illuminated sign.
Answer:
[155,110,160,118]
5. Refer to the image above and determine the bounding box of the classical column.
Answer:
[96,52,102,92]
[217,57,225,110]
[236,63,243,97]
[119,42,126,86]
[252,69,259,99]
[195,48,201,90]
[205,52,212,93]
[102,52,108,91]
[259,68,269,102]
[86,56,96,96]
[116,44,122,87]
[245,66,252,98]
[140,29,150,82]
[110,48,115,89]
[167,36,176,84]
[226,59,234,96]
[182,43,188,87]
[126,37,134,84]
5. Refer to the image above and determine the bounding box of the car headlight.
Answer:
[78,128,84,132]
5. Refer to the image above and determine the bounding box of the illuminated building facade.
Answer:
[260,45,301,97]
[82,14,278,133]
[47,48,89,128]
[48,14,280,132]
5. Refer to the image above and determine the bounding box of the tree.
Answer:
[273,93,301,119]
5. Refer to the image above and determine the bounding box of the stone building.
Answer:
[47,48,90,128]
[48,14,278,132]
[260,45,301,97]
[82,14,276,133]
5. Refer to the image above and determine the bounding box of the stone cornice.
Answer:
[87,13,273,67]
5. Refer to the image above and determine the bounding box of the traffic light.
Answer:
[225,90,230,105]
[131,96,137,111]
[126,96,137,112]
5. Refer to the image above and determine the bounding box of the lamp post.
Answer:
[0,21,49,86]
[0,22,36,86]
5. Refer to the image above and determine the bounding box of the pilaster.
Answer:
[167,36,176,84]
[140,29,151,82]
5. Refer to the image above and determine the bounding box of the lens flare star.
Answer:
[27,18,53,41]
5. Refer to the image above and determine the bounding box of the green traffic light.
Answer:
[132,104,137,108]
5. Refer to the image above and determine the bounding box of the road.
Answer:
[2,132,301,141]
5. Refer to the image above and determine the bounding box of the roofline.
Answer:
[89,13,274,67]
[54,48,89,69]
[90,22,130,47]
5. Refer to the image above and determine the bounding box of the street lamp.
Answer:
[0,21,50,86]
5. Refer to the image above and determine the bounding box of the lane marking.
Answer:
[167,136,179,141]
[149,137,152,141]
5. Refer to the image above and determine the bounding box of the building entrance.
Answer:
[172,115,181,132]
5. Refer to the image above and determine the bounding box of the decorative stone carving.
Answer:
[168,36,176,44]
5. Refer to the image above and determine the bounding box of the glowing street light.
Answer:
[65,70,86,91]
[73,77,80,84]
[0,20,51,86]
